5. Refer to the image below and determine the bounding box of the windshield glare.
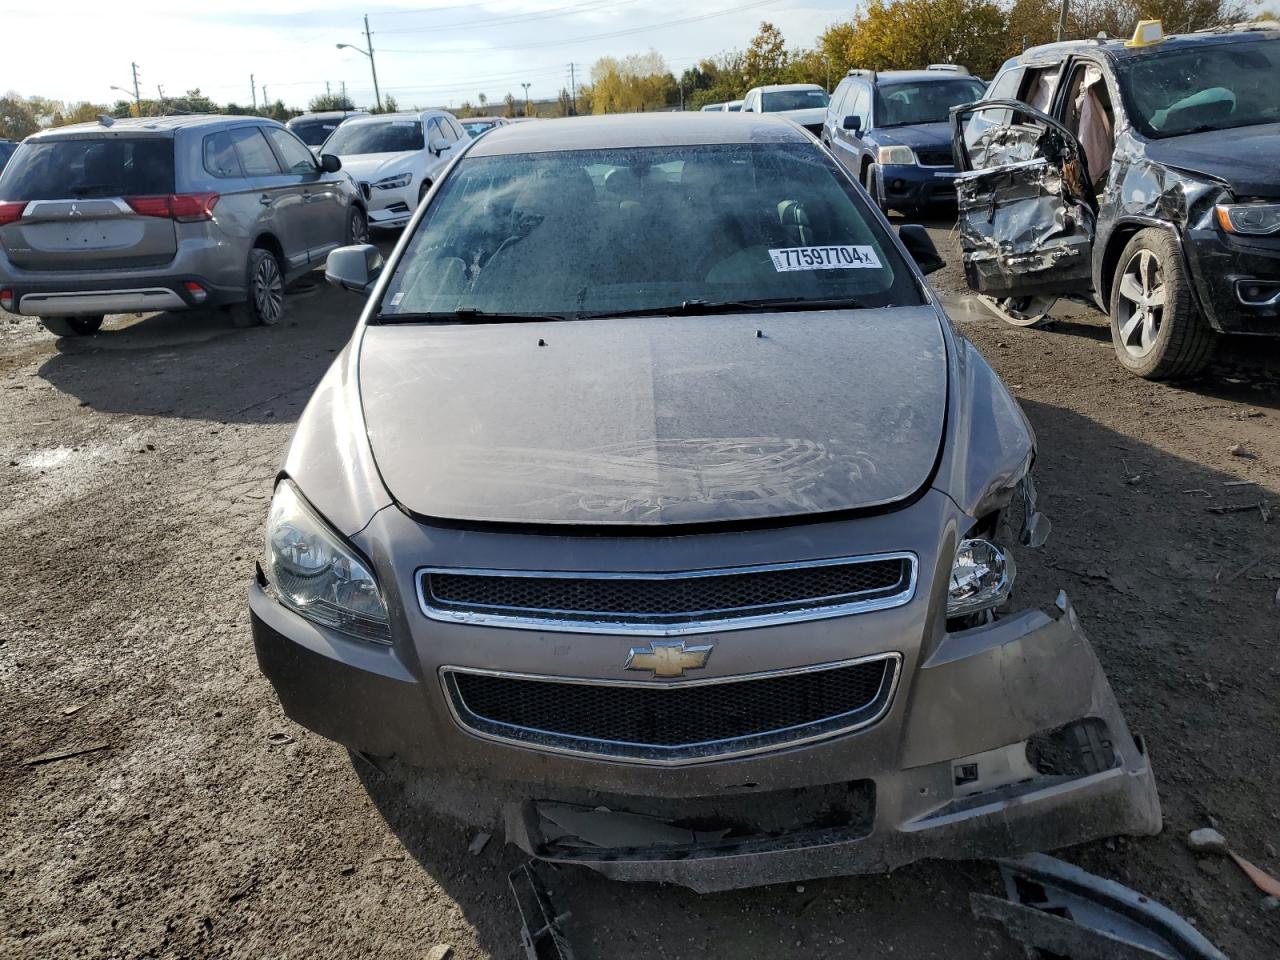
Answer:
[378,143,921,320]
[876,79,987,126]
[1122,40,1280,138]
[761,89,829,112]
[324,120,424,156]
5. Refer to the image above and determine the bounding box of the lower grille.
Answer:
[442,654,900,764]
[915,147,953,167]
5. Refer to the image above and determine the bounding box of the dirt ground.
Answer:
[3,226,1279,960]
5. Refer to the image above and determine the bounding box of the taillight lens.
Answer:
[1,288,13,311]
[126,193,219,222]
[0,201,27,226]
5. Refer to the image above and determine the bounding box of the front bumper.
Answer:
[877,163,960,211]
[364,184,415,230]
[1183,225,1280,335]
[252,579,1161,891]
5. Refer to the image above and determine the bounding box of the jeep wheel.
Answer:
[40,315,104,337]
[1109,229,1215,379]
[231,248,285,328]
[346,206,368,246]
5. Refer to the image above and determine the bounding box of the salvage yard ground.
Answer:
[3,227,1279,959]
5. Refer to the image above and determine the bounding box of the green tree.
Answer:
[0,95,40,139]
[308,92,356,112]
[743,22,789,88]
[846,0,1009,78]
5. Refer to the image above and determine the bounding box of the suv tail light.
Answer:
[1,289,13,311]
[0,201,28,226]
[126,193,219,222]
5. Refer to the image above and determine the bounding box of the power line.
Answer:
[376,0,642,35]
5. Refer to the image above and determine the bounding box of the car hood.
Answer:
[335,150,421,183]
[771,107,828,126]
[358,308,948,527]
[875,121,952,150]
[1143,123,1280,199]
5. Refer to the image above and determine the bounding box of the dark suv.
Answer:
[823,66,987,216]
[952,21,1280,379]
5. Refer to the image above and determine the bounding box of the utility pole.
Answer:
[569,63,577,115]
[131,62,142,117]
[521,82,532,117]
[251,74,257,110]
[156,84,166,114]
[262,85,268,107]
[678,76,684,111]
[364,15,383,111]
[326,80,331,97]
[1056,0,1069,42]
[341,80,348,106]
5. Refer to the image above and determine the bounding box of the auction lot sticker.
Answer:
[768,245,882,271]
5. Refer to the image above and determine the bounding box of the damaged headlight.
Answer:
[877,146,916,166]
[947,538,1015,617]
[1216,203,1280,236]
[263,480,391,644]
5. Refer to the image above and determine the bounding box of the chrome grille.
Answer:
[442,654,900,764]
[419,554,915,635]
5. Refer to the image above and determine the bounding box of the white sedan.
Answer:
[322,110,468,230]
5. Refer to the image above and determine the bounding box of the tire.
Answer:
[40,315,104,337]
[345,205,368,246]
[862,162,886,214]
[231,248,285,328]
[417,180,432,207]
[1108,228,1215,379]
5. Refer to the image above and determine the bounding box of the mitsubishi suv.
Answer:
[0,115,367,336]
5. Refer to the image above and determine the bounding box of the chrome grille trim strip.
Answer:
[416,552,918,636]
[439,653,903,766]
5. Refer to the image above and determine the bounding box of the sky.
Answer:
[4,0,854,111]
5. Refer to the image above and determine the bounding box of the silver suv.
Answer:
[0,115,367,336]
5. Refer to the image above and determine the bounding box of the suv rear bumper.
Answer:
[3,272,242,316]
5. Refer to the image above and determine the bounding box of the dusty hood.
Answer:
[335,150,420,184]
[1144,123,1280,199]
[358,308,947,526]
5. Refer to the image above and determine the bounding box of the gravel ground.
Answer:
[3,228,1279,960]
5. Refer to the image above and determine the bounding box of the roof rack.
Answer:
[926,63,969,74]
[846,68,877,81]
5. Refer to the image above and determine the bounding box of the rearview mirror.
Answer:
[843,115,862,132]
[429,136,449,156]
[898,224,945,276]
[319,153,342,173]
[325,244,384,294]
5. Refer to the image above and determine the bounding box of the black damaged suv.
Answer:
[951,20,1280,378]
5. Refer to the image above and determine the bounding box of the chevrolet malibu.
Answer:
[250,113,1160,891]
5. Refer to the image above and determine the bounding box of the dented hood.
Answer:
[1143,123,1280,199]
[358,308,948,526]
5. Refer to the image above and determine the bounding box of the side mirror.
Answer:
[319,153,342,173]
[843,115,862,132]
[429,136,449,156]
[325,244,384,294]
[898,224,945,276]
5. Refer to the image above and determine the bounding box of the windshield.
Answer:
[0,138,174,200]
[462,120,497,137]
[289,119,341,146]
[377,142,921,321]
[876,79,987,126]
[0,142,15,171]
[761,89,829,112]
[1121,39,1280,138]
[324,120,424,156]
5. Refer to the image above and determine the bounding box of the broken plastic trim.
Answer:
[509,862,575,960]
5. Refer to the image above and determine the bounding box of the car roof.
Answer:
[1019,23,1278,64]
[342,110,451,126]
[754,83,825,92]
[467,112,810,156]
[27,114,282,141]
[289,111,367,123]
[868,70,982,84]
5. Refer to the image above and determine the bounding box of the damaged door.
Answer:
[951,100,1096,299]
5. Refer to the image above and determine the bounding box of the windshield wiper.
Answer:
[581,296,870,319]
[375,307,568,324]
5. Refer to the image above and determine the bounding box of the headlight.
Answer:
[373,172,412,190]
[1216,203,1280,236]
[877,146,916,166]
[263,480,391,644]
[947,538,1015,618]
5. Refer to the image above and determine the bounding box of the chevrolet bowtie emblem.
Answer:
[624,640,714,678]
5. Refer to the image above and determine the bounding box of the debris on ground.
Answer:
[24,742,109,766]
[426,946,453,960]
[1186,828,1229,856]
[509,861,574,960]
[266,732,293,746]
[468,831,491,856]
[1228,852,1280,898]
[60,704,85,716]
[972,854,1228,960]
[1229,444,1256,459]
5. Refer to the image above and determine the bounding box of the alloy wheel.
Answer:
[350,208,369,245]
[1115,249,1166,358]
[253,255,284,325]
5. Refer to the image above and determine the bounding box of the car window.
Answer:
[849,86,871,126]
[743,90,758,112]
[463,121,495,137]
[203,131,244,179]
[378,142,923,321]
[265,128,318,174]
[1120,39,1280,138]
[0,137,175,199]
[429,117,459,145]
[874,79,987,127]
[446,118,466,141]
[960,102,1064,170]
[325,120,425,156]
[231,127,284,176]
[828,81,852,118]
[761,89,830,112]
[289,120,340,147]
[1021,65,1062,112]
